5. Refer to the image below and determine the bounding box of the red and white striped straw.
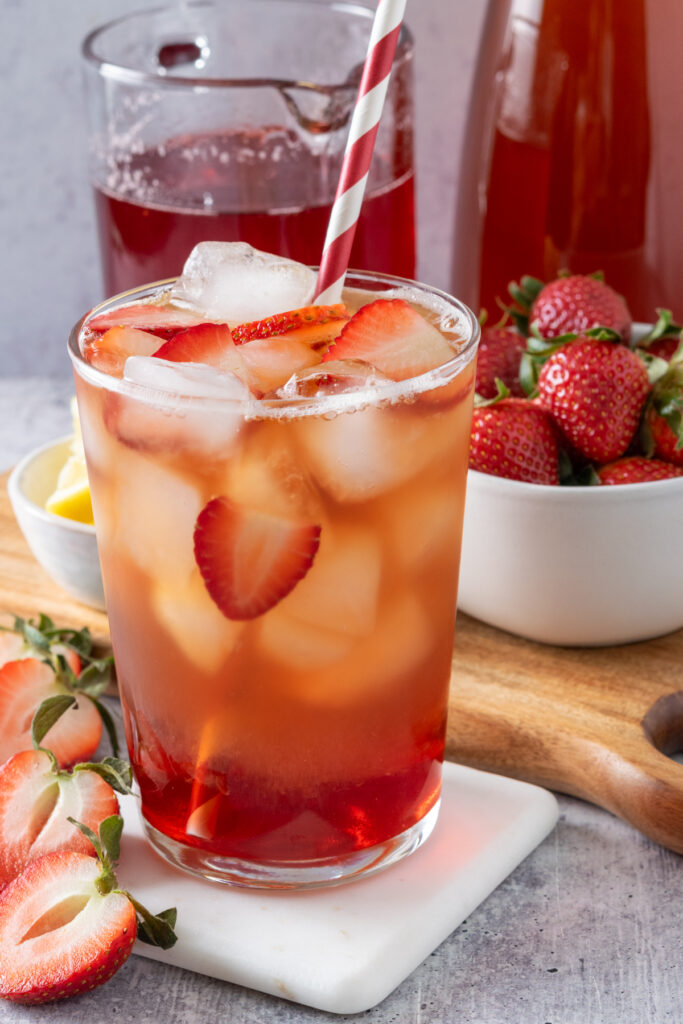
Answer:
[314,0,408,304]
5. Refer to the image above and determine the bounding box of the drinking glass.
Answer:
[69,271,478,889]
[82,1,415,295]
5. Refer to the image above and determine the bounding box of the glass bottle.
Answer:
[452,0,683,322]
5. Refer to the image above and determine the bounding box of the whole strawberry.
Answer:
[475,325,526,399]
[509,274,632,341]
[536,336,650,462]
[597,457,683,485]
[469,394,559,484]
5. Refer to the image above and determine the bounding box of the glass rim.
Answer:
[68,269,480,419]
[81,0,414,92]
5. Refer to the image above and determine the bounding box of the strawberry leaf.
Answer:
[18,618,51,653]
[31,694,76,748]
[639,309,682,345]
[584,326,621,342]
[125,895,178,949]
[519,351,538,396]
[75,756,134,794]
[68,816,103,861]
[474,378,510,407]
[74,657,114,697]
[99,814,124,865]
[90,697,121,758]
[505,275,546,334]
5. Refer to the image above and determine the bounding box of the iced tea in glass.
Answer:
[69,249,478,888]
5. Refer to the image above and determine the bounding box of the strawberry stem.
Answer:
[68,815,178,949]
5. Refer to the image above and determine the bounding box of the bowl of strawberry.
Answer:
[458,274,683,647]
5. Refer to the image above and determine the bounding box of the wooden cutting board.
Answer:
[2,472,682,854]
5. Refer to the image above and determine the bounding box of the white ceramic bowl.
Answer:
[458,469,683,647]
[7,436,105,610]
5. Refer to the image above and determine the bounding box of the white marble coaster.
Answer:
[117,763,558,1014]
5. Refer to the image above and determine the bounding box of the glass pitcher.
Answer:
[452,0,683,322]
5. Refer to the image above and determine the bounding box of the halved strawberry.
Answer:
[323,299,454,381]
[83,326,162,377]
[153,322,242,372]
[0,816,176,1004]
[0,851,135,1003]
[87,303,205,337]
[194,496,321,620]
[232,304,348,349]
[0,749,120,886]
[0,659,101,768]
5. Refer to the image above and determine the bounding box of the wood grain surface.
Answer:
[2,473,682,854]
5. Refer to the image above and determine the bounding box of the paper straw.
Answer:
[314,0,409,304]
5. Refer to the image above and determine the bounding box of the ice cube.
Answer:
[280,522,381,636]
[376,478,463,574]
[295,402,455,503]
[258,521,382,670]
[259,610,353,670]
[222,421,323,520]
[278,359,391,401]
[123,356,250,401]
[291,591,433,708]
[238,335,320,395]
[109,358,249,455]
[170,242,317,323]
[153,576,245,674]
[113,452,202,587]
[75,388,118,475]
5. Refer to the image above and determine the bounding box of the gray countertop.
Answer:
[1,378,681,1024]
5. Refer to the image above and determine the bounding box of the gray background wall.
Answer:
[1,1,486,378]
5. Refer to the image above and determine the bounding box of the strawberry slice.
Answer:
[323,299,455,381]
[194,496,321,620]
[0,816,177,1004]
[83,325,162,377]
[153,321,242,372]
[232,304,349,349]
[0,659,101,768]
[87,302,205,336]
[0,749,119,887]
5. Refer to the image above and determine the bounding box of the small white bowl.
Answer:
[458,469,683,647]
[7,436,105,610]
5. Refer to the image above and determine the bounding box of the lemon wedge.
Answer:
[45,400,94,525]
